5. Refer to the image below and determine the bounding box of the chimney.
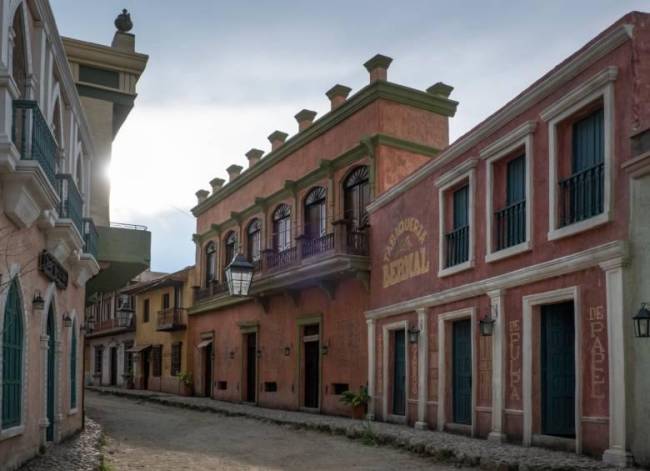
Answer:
[426,82,454,98]
[245,149,264,168]
[326,84,352,110]
[295,109,317,132]
[268,130,288,151]
[195,189,209,204]
[363,54,393,83]
[210,177,225,194]
[226,164,243,182]
[112,9,136,52]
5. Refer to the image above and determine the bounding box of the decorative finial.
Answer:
[115,9,133,33]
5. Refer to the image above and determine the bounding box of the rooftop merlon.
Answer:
[246,148,265,168]
[326,84,352,110]
[363,54,393,82]
[268,130,288,151]
[295,109,318,132]
[426,82,454,98]
[226,164,243,182]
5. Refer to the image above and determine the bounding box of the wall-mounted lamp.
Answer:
[633,302,650,338]
[229,350,235,360]
[256,349,262,359]
[283,346,291,356]
[33,290,45,313]
[321,344,329,355]
[63,312,72,328]
[479,305,498,337]
[408,325,421,344]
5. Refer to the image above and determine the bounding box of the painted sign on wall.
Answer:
[382,217,430,288]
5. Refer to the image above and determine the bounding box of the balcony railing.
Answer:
[559,162,604,227]
[445,225,469,268]
[494,200,526,251]
[157,308,187,331]
[264,246,299,270]
[56,174,83,235]
[301,233,335,258]
[194,281,228,302]
[89,315,134,335]
[83,218,98,258]
[12,100,59,188]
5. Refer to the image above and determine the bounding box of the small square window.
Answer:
[264,382,277,392]
[332,383,349,395]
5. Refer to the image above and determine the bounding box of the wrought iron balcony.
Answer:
[56,174,83,235]
[87,315,135,337]
[445,225,469,268]
[157,307,187,331]
[194,281,229,302]
[558,162,604,227]
[83,218,98,258]
[12,100,59,188]
[494,200,526,251]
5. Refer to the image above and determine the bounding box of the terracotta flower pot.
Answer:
[351,404,366,420]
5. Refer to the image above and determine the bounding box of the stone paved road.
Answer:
[87,391,467,471]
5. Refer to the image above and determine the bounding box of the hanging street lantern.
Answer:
[479,307,497,337]
[84,314,96,333]
[62,312,72,328]
[225,253,254,297]
[633,302,650,338]
[33,290,45,313]
[408,324,420,344]
[116,307,132,328]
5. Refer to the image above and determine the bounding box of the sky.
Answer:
[50,0,649,273]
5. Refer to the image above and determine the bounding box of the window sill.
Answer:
[438,260,473,278]
[548,212,610,241]
[486,241,531,263]
[0,424,25,441]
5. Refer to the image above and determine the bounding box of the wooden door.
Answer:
[142,350,150,390]
[110,347,117,386]
[245,333,257,402]
[392,329,406,416]
[452,319,472,425]
[541,302,575,437]
[46,307,55,441]
[204,343,213,397]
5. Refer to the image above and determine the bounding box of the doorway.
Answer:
[541,302,575,437]
[303,324,320,409]
[244,332,257,403]
[452,319,472,425]
[46,306,56,442]
[392,329,406,416]
[204,342,213,397]
[110,347,118,386]
[142,350,150,390]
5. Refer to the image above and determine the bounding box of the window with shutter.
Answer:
[152,346,162,377]
[171,343,182,376]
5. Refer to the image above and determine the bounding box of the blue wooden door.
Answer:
[541,302,575,437]
[392,329,406,416]
[46,307,55,441]
[452,319,472,425]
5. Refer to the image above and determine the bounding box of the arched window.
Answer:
[11,8,27,98]
[224,231,237,273]
[344,166,370,230]
[272,204,291,252]
[70,319,77,409]
[2,279,23,429]
[204,241,216,286]
[304,187,327,240]
[247,219,262,262]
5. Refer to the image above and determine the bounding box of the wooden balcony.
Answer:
[191,222,369,313]
[157,307,187,331]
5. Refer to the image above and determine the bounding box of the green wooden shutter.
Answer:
[506,155,526,205]
[2,279,23,428]
[572,108,604,173]
[453,186,469,229]
[70,321,77,409]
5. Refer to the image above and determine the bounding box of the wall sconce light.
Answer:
[321,344,329,355]
[62,312,72,328]
[633,302,650,338]
[229,350,235,360]
[408,325,421,344]
[33,290,45,313]
[283,346,291,356]
[256,349,262,358]
[479,305,498,337]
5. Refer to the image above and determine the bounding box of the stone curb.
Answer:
[86,387,622,471]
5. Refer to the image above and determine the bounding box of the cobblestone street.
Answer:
[86,391,466,470]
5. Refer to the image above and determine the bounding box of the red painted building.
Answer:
[188,55,457,416]
[365,12,650,466]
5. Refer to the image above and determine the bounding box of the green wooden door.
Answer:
[46,306,55,441]
[452,319,472,425]
[2,280,23,428]
[392,329,406,416]
[541,302,575,437]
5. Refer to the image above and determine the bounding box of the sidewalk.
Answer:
[87,386,627,470]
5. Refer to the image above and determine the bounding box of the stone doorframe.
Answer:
[522,286,582,453]
[437,307,477,436]
[381,320,409,424]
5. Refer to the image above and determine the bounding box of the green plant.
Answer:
[177,371,193,386]
[360,420,379,446]
[339,386,369,407]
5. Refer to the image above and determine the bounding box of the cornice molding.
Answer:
[479,121,537,160]
[366,23,633,215]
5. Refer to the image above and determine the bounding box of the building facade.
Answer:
[0,3,148,469]
[364,12,649,467]
[188,55,457,416]
[128,267,194,395]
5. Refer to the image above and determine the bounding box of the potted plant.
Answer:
[340,386,369,419]
[122,368,134,389]
[177,371,194,396]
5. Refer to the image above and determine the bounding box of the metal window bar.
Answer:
[558,162,604,227]
[12,100,58,188]
[55,174,83,235]
[445,225,469,268]
[494,200,526,251]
